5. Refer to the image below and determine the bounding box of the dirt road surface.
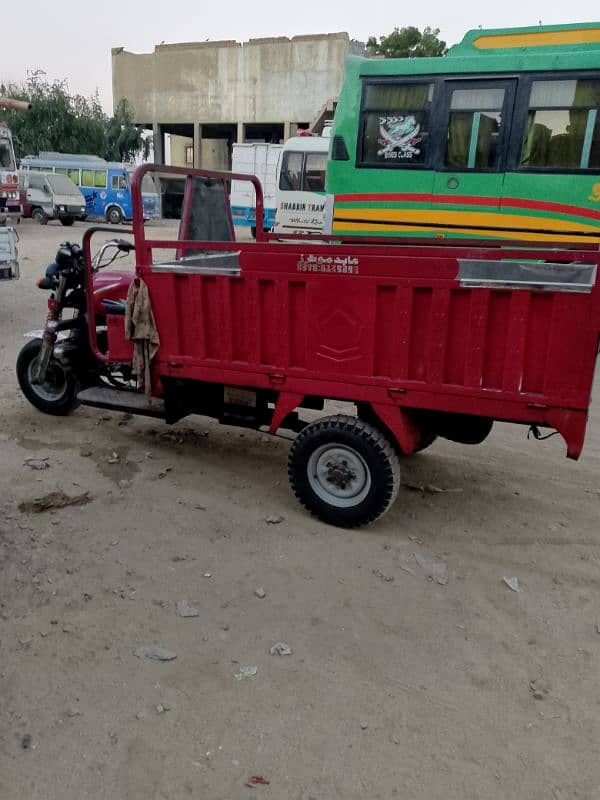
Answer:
[1,220,599,799]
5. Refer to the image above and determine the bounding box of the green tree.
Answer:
[0,72,149,162]
[105,99,151,162]
[367,26,447,58]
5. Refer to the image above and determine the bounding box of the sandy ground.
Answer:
[1,219,600,800]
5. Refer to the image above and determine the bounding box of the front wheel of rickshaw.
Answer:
[16,339,79,416]
[288,415,400,528]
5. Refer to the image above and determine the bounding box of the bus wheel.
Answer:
[288,415,400,528]
[250,226,257,238]
[31,207,47,225]
[106,206,123,225]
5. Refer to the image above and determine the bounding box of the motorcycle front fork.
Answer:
[31,277,67,385]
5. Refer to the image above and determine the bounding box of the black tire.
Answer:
[31,207,47,225]
[250,226,257,238]
[60,217,75,226]
[288,414,400,528]
[106,206,123,225]
[16,339,79,416]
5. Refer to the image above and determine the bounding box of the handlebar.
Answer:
[92,238,135,271]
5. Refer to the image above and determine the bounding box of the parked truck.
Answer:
[0,120,21,226]
[230,142,282,236]
[1,97,30,282]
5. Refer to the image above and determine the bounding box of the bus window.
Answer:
[81,170,94,188]
[360,82,433,166]
[521,79,600,169]
[279,152,303,190]
[445,87,505,169]
[112,174,127,190]
[304,152,326,191]
[94,170,107,188]
[68,168,80,185]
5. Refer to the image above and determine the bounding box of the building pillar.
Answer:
[283,121,291,141]
[236,122,244,143]
[153,123,164,165]
[194,124,202,169]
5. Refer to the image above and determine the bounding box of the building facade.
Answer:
[112,32,364,168]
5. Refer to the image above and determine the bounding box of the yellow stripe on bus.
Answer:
[473,28,600,50]
[332,220,600,244]
[335,207,600,234]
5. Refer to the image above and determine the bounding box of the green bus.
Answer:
[327,23,600,243]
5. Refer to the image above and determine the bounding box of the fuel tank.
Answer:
[92,270,133,315]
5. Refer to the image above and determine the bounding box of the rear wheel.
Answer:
[106,206,123,225]
[288,415,400,528]
[16,339,79,416]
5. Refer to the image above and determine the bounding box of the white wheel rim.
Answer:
[307,444,371,508]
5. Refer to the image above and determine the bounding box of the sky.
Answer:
[2,0,599,112]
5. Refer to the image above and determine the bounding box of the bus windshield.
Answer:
[0,139,15,170]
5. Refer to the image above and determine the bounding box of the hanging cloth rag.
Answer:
[124,278,160,394]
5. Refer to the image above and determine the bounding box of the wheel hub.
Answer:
[27,358,68,401]
[324,458,357,490]
[307,444,372,508]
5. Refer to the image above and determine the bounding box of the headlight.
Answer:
[60,205,66,212]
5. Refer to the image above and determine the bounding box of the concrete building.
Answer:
[112,32,364,169]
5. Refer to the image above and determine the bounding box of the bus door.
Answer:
[110,169,132,218]
[432,79,516,238]
[501,76,600,242]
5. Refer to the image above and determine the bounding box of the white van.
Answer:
[273,131,332,236]
[20,171,86,226]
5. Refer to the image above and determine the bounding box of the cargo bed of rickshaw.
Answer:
[80,165,600,526]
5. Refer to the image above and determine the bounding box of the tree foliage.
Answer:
[0,72,150,162]
[367,26,447,58]
[105,99,150,162]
